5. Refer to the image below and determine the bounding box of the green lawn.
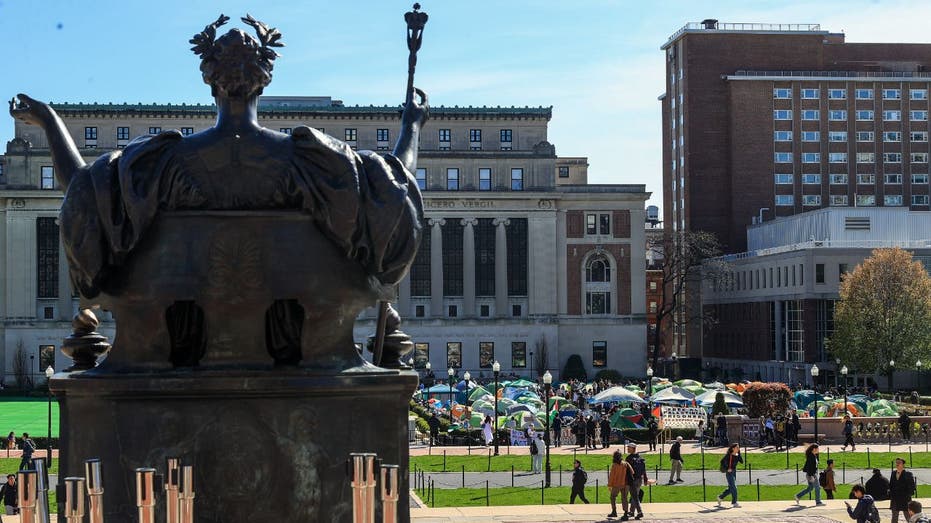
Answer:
[418,483,931,508]
[0,398,59,438]
[411,449,931,473]
[0,457,59,475]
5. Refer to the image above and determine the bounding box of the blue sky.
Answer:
[3,0,931,211]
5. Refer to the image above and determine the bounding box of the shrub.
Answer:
[562,355,587,381]
[712,392,729,417]
[742,382,792,418]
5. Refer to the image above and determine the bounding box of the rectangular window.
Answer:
[180,127,194,136]
[884,195,904,206]
[774,173,793,184]
[480,305,490,317]
[586,214,597,235]
[828,89,847,100]
[913,153,929,163]
[774,152,793,163]
[883,110,901,121]
[802,195,821,206]
[415,305,425,317]
[829,173,848,184]
[446,342,462,369]
[839,264,849,276]
[912,194,930,205]
[816,264,825,283]
[830,195,849,206]
[911,131,928,142]
[856,194,876,206]
[586,291,611,314]
[37,217,59,299]
[883,89,901,100]
[148,127,161,135]
[469,129,482,142]
[856,152,875,163]
[775,194,794,206]
[439,129,451,142]
[500,129,512,143]
[344,128,357,141]
[801,109,819,121]
[592,341,607,368]
[511,304,522,317]
[884,152,902,163]
[913,174,929,184]
[510,168,524,191]
[856,89,873,100]
[511,342,527,368]
[599,214,611,235]
[884,131,902,142]
[829,110,847,121]
[442,220,463,296]
[911,110,929,121]
[801,131,819,142]
[774,130,793,141]
[117,127,130,140]
[84,127,97,140]
[911,89,928,100]
[40,166,54,189]
[376,128,389,142]
[415,168,427,190]
[506,219,528,296]
[801,174,821,184]
[885,173,903,184]
[773,110,792,120]
[801,88,819,99]
[856,131,874,142]
[475,218,496,297]
[446,168,459,190]
[479,342,494,368]
[856,110,874,121]
[829,131,847,142]
[802,152,821,163]
[410,226,431,297]
[479,168,492,191]
[412,342,429,368]
[447,305,458,317]
[773,88,792,99]
[827,152,845,163]
[558,166,570,178]
[856,173,875,184]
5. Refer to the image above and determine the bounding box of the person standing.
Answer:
[842,415,856,451]
[586,416,597,449]
[865,468,890,501]
[790,412,801,447]
[846,484,878,523]
[530,432,543,473]
[775,416,786,451]
[890,457,917,523]
[667,436,683,484]
[823,459,837,499]
[552,414,562,447]
[900,412,912,442]
[695,420,705,447]
[481,415,494,446]
[647,417,658,452]
[607,450,633,519]
[716,443,743,508]
[18,433,35,471]
[600,415,612,449]
[907,500,929,523]
[569,459,590,504]
[428,414,440,446]
[625,444,647,519]
[794,443,824,506]
[0,475,17,516]
[5,433,13,452]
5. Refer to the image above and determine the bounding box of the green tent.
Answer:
[468,386,491,402]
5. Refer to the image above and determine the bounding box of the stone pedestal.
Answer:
[51,368,417,523]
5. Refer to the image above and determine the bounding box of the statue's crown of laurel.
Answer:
[189,14,284,65]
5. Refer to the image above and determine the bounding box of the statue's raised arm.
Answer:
[9,93,85,189]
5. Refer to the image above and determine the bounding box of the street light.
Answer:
[493,360,500,456]
[646,366,654,418]
[543,370,553,488]
[840,365,849,413]
[890,359,896,393]
[44,365,53,469]
[448,367,455,429]
[811,364,820,444]
[671,352,678,381]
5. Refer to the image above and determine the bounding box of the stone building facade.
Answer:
[0,96,648,384]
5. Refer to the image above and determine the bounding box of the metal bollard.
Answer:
[63,477,85,523]
[165,458,181,523]
[380,465,399,523]
[135,468,157,523]
[178,465,195,523]
[349,453,377,523]
[17,470,37,523]
[85,459,105,523]
[33,458,50,523]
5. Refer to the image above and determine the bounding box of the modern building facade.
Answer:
[661,20,931,359]
[0,96,649,384]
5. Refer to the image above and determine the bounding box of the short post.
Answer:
[756,479,760,501]
[559,464,562,487]
[541,481,544,505]
[595,479,599,504]
[702,477,706,502]
[701,444,705,470]
[17,470,37,523]
[380,464,400,523]
[843,462,846,484]
[511,465,514,487]
[648,482,652,503]
[165,457,181,523]
[786,443,790,469]
[85,459,105,523]
[909,446,913,468]
[485,480,489,506]
[443,450,447,472]
[135,467,157,523]
[867,448,871,468]
[178,465,195,523]
[34,457,51,523]
[654,465,659,482]
[461,465,465,488]
[63,477,85,523]
[795,463,799,485]
[748,463,752,485]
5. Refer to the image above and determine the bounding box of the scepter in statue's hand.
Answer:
[405,3,428,105]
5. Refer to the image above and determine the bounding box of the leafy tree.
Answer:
[562,354,587,381]
[711,392,729,416]
[830,248,931,392]
[742,382,792,418]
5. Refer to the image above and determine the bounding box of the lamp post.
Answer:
[840,365,848,413]
[889,359,895,394]
[811,364,820,444]
[44,366,53,468]
[671,352,678,381]
[646,366,654,418]
[448,367,455,428]
[918,360,923,398]
[543,370,552,488]
[493,360,500,456]
[835,358,841,388]
[530,351,534,380]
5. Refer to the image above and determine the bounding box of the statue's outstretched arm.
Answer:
[9,94,86,189]
[392,87,429,174]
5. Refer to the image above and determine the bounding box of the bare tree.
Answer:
[533,337,549,377]
[648,230,728,372]
[12,339,29,390]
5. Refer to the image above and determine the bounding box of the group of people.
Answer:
[758,412,802,450]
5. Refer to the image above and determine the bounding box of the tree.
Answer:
[742,382,792,418]
[648,230,728,371]
[12,340,28,390]
[533,337,550,377]
[562,354,587,381]
[711,392,729,417]
[830,248,931,392]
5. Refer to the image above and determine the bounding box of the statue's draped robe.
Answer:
[59,126,423,298]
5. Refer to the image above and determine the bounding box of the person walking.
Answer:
[794,443,824,506]
[625,444,647,519]
[823,459,837,499]
[667,436,683,484]
[907,500,929,523]
[716,443,743,508]
[845,484,878,523]
[842,415,856,451]
[17,433,35,471]
[569,459,590,504]
[481,415,494,446]
[607,450,633,519]
[890,457,917,523]
[0,474,17,516]
[530,431,544,473]
[552,414,562,447]
[600,415,612,449]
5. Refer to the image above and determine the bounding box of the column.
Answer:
[398,274,411,318]
[429,218,445,317]
[462,218,477,318]
[494,218,509,317]
[774,300,784,361]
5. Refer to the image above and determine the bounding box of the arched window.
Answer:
[585,255,611,283]
[584,253,613,315]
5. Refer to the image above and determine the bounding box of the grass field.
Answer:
[0,398,59,437]
[418,483,931,508]
[411,449,931,473]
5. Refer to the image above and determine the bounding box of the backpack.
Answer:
[868,500,881,523]
[628,455,646,481]
[579,468,588,484]
[530,440,539,455]
[818,471,827,487]
[719,455,729,473]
